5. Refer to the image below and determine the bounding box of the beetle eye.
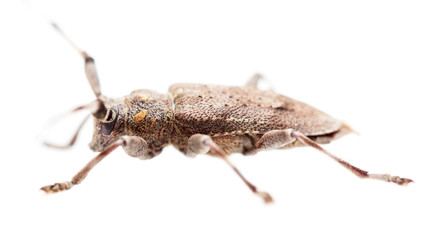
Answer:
[104,109,116,123]
[101,106,118,135]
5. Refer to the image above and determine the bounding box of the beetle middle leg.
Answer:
[41,136,153,193]
[246,73,264,87]
[187,134,273,204]
[248,129,413,185]
[245,73,276,91]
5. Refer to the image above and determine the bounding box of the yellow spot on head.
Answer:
[139,95,149,101]
[134,110,148,123]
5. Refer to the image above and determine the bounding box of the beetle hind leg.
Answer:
[249,129,413,186]
[291,130,413,185]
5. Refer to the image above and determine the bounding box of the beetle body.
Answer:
[41,22,412,202]
[90,83,346,158]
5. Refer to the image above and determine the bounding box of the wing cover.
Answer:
[170,84,341,136]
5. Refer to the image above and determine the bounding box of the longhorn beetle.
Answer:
[41,22,413,203]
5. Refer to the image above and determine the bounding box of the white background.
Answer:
[1,1,426,239]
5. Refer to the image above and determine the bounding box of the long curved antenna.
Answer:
[43,114,90,149]
[50,22,102,99]
[39,100,106,149]
[24,1,106,116]
[25,2,109,147]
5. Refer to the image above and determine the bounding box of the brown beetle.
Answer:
[41,22,412,203]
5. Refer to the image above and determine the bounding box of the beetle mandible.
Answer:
[41,22,413,203]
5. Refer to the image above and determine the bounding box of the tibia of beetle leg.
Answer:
[255,191,274,204]
[40,181,73,193]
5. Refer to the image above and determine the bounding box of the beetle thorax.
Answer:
[123,90,174,151]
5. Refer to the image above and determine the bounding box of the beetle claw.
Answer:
[256,191,274,204]
[394,177,414,186]
[40,181,73,193]
[368,173,414,186]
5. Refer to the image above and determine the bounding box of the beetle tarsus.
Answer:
[396,177,413,186]
[40,181,73,193]
[256,191,274,204]
[367,173,413,186]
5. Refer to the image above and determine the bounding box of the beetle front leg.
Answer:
[187,134,273,204]
[249,129,413,186]
[41,136,153,193]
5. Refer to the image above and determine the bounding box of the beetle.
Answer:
[41,22,412,203]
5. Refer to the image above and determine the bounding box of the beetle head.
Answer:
[89,97,126,152]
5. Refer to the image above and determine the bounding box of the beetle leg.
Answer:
[41,136,153,193]
[120,136,154,159]
[245,73,276,91]
[246,73,264,87]
[247,129,297,154]
[250,129,413,186]
[187,134,273,204]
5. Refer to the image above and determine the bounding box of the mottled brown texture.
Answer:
[170,84,341,135]
[169,84,342,155]
[88,83,344,157]
[125,89,174,156]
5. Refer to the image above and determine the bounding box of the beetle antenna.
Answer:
[49,21,103,99]
[23,0,106,114]
[43,115,90,149]
[38,100,107,148]
[49,21,86,58]
[23,1,104,101]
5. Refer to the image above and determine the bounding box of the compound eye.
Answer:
[104,108,116,123]
[101,106,118,135]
